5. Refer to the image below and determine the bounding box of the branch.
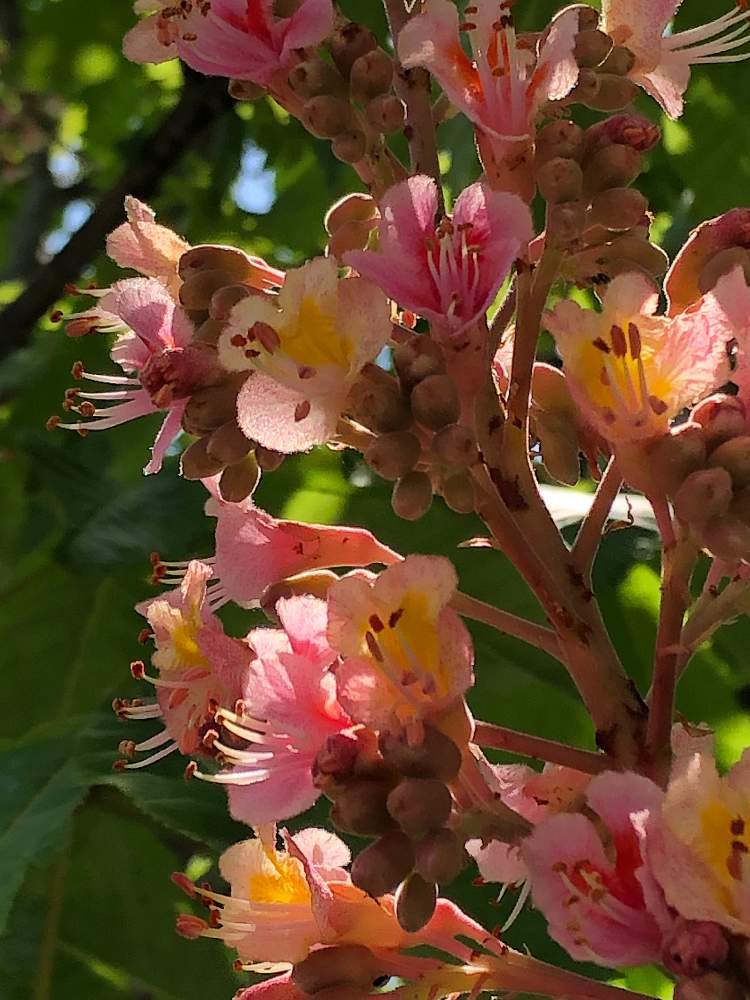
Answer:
[451,591,561,659]
[0,72,232,361]
[571,457,623,576]
[383,0,443,207]
[473,721,615,775]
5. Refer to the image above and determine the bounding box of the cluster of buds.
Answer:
[313,723,466,932]
[568,4,640,113]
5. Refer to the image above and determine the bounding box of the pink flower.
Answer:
[114,560,249,765]
[545,271,735,444]
[326,555,474,733]
[665,208,750,315]
[123,0,334,87]
[106,195,190,297]
[155,482,400,608]
[346,176,532,335]
[58,277,218,473]
[600,2,750,119]
[398,0,579,158]
[193,595,351,826]
[522,771,670,968]
[218,256,392,453]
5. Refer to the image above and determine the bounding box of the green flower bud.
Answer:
[331,129,367,164]
[378,726,462,781]
[589,187,649,231]
[574,28,613,68]
[387,777,453,836]
[584,144,642,194]
[395,873,437,932]
[392,471,433,521]
[393,335,446,390]
[365,431,421,481]
[580,73,640,111]
[366,94,406,134]
[432,424,478,466]
[302,95,353,138]
[672,467,733,526]
[288,58,344,98]
[536,157,584,204]
[330,21,378,78]
[330,779,397,836]
[350,48,393,98]
[415,828,466,884]
[351,832,415,897]
[350,379,412,433]
[599,45,636,76]
[535,120,584,165]
[410,374,460,430]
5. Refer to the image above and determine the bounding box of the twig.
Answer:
[473,721,615,775]
[383,0,443,207]
[571,457,623,576]
[451,591,561,659]
[0,72,232,360]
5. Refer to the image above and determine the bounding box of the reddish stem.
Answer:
[474,721,615,774]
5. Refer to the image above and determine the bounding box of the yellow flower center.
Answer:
[279,295,352,369]
[698,797,749,912]
[171,619,206,668]
[249,849,311,905]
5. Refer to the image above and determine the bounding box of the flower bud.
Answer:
[207,421,253,464]
[415,828,466,884]
[331,129,367,163]
[181,436,225,480]
[395,873,437,932]
[583,113,661,156]
[536,417,581,486]
[288,58,344,98]
[393,335,446,390]
[392,471,433,521]
[302,95,352,138]
[410,374,460,430]
[535,120,584,165]
[387,777,453,836]
[209,283,252,321]
[219,452,261,502]
[730,485,750,522]
[365,431,421,480]
[698,246,750,295]
[662,919,729,978]
[194,318,226,346]
[672,467,733,526]
[255,445,285,471]
[179,269,236,310]
[616,423,706,497]
[574,28,613,67]
[580,73,640,111]
[179,245,259,282]
[708,436,750,490]
[292,945,381,994]
[182,374,246,436]
[378,725,462,781]
[588,187,649,231]
[325,192,378,235]
[330,779,397,836]
[350,379,412,433]
[351,831,415,897]
[350,48,393,98]
[546,201,587,246]
[366,94,406,134]
[674,973,745,1000]
[228,79,264,101]
[330,22,378,78]
[536,157,584,204]
[692,394,747,451]
[584,144,642,193]
[598,45,636,76]
[569,67,601,105]
[315,732,360,781]
[703,514,750,561]
[442,472,476,514]
[432,423,478,466]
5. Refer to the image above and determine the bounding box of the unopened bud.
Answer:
[692,394,747,451]
[179,269,236,310]
[589,187,649,231]
[536,157,584,204]
[584,143,642,193]
[302,95,352,138]
[194,318,226,347]
[602,234,669,278]
[672,467,733,526]
[179,245,259,282]
[207,421,253,464]
[330,21,378,78]
[731,485,750,522]
[432,424,478,466]
[392,471,433,521]
[182,374,246,436]
[351,831,415,897]
[331,129,367,163]
[598,45,636,76]
[209,283,252,321]
[315,732,360,780]
[617,423,706,497]
[662,919,729,979]
[366,94,406,134]
[584,113,661,156]
[228,79,264,101]
[442,472,476,513]
[415,828,466,884]
[328,218,377,260]
[325,192,378,235]
[674,972,745,1000]
[698,246,750,295]
[350,49,393,98]
[535,120,584,165]
[537,418,581,486]
[547,201,587,246]
[219,452,261,502]
[395,873,437,933]
[393,335,446,390]
[708,436,750,490]
[181,436,225,480]
[387,777,452,836]
[378,726,462,781]
[703,514,750,562]
[255,445,285,471]
[365,431,421,480]
[580,73,639,111]
[288,58,344,98]
[350,379,411,433]
[410,374,460,430]
[568,67,600,105]
[292,945,381,994]
[331,779,397,836]
[574,28,613,68]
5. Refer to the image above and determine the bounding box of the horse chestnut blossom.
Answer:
[666,208,750,314]
[599,2,750,119]
[123,0,334,87]
[346,176,533,335]
[218,256,392,452]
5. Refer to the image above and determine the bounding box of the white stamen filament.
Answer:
[123,741,179,769]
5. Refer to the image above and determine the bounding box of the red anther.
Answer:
[388,608,404,628]
[473,876,485,886]
[294,399,311,422]
[244,348,260,359]
[175,914,208,939]
[365,630,384,662]
[230,333,247,347]
[130,660,146,679]
[206,697,219,716]
[137,627,153,644]
[368,613,384,633]
[62,398,74,412]
[628,322,642,359]
[71,361,84,379]
[112,758,128,771]
[251,321,281,353]
[208,907,221,928]
[202,728,219,749]
[298,365,316,380]
[401,670,417,686]
[79,400,96,416]
[64,388,79,401]
[170,871,197,897]
[232,960,244,973]
[184,760,198,780]
[64,283,79,294]
[609,324,627,357]
[233,698,246,716]
[118,739,137,757]
[50,309,64,323]
[182,31,197,40]
[46,415,61,431]
[401,309,417,328]
[150,551,162,565]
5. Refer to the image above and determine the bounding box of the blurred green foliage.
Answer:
[2,1,750,998]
